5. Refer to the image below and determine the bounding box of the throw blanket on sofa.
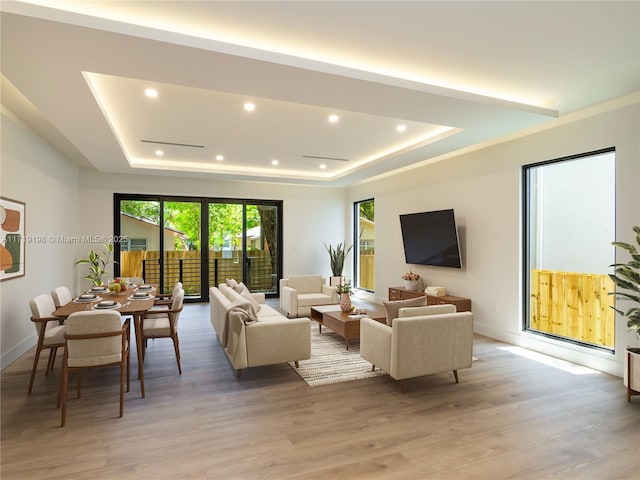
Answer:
[221,302,258,355]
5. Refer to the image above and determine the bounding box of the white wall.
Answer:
[348,97,640,377]
[0,108,79,369]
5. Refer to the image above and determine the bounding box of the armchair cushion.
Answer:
[383,296,427,325]
[288,275,323,293]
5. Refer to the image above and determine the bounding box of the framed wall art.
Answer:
[1,197,25,281]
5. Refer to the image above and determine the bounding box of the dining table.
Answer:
[53,284,158,398]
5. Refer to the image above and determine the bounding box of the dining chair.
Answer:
[140,288,184,373]
[152,281,182,307]
[126,277,145,286]
[59,310,130,427]
[51,286,73,308]
[28,294,66,393]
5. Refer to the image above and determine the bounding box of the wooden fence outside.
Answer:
[359,253,375,291]
[121,251,275,294]
[530,269,615,348]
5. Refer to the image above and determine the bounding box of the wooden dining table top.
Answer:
[53,286,157,318]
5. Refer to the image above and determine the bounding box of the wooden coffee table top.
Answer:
[310,303,386,350]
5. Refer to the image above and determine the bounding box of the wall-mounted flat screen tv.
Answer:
[399,209,462,268]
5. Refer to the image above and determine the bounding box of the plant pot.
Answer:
[624,347,640,402]
[404,280,422,291]
[340,293,352,312]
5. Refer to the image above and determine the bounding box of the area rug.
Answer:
[288,328,387,387]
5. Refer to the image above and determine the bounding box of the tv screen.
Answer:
[399,209,462,268]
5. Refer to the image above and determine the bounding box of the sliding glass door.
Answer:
[207,201,280,294]
[115,194,281,301]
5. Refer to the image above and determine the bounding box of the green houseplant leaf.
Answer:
[76,242,117,286]
[610,226,640,339]
[324,242,353,277]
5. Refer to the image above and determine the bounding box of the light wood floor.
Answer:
[2,302,638,480]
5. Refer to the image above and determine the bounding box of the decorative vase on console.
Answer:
[336,279,353,312]
[402,271,424,291]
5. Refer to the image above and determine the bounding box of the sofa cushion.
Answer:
[297,293,333,308]
[235,283,262,312]
[288,275,323,294]
[383,296,427,325]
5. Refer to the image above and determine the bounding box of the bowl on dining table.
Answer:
[137,285,153,291]
[79,294,97,300]
[97,300,117,308]
[133,292,149,299]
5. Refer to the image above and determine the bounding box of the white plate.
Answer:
[136,285,154,291]
[129,293,152,300]
[93,301,121,310]
[74,295,102,303]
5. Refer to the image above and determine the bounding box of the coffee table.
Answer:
[309,304,386,350]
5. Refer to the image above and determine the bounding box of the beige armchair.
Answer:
[360,304,473,392]
[279,275,338,317]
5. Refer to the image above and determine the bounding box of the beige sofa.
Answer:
[360,304,474,392]
[279,275,338,317]
[209,284,311,377]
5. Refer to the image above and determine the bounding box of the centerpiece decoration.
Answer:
[76,242,116,287]
[336,279,353,312]
[609,226,640,401]
[402,270,424,291]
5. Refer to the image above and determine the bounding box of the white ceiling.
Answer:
[1,1,639,187]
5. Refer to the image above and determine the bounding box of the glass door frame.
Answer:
[114,194,282,302]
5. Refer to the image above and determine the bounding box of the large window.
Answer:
[523,148,616,350]
[354,199,375,292]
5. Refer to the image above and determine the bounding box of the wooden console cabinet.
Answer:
[388,287,472,312]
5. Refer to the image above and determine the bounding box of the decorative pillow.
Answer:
[236,282,262,312]
[383,296,427,325]
[225,278,239,288]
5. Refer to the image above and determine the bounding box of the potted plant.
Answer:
[76,242,117,287]
[324,242,353,286]
[402,270,424,291]
[609,225,640,401]
[336,279,353,312]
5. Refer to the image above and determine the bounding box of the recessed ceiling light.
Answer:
[328,114,339,123]
[155,149,164,156]
[271,159,279,166]
[244,102,256,112]
[396,124,407,132]
[319,164,326,169]
[215,154,224,161]
[145,88,158,98]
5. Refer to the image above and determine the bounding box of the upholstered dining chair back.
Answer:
[29,293,58,331]
[140,288,185,373]
[51,286,73,308]
[127,277,145,286]
[152,281,183,307]
[27,293,66,393]
[60,310,130,427]
[64,310,125,367]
